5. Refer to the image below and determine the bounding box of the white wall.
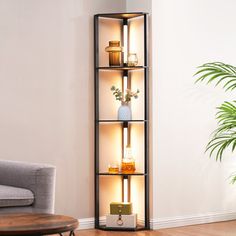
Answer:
[0,0,125,219]
[128,0,236,228]
[126,0,151,13]
[152,0,236,225]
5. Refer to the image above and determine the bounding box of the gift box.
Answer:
[106,214,137,228]
[110,202,132,215]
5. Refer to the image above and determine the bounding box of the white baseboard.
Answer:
[77,216,105,230]
[77,217,94,230]
[77,211,236,230]
[151,211,236,230]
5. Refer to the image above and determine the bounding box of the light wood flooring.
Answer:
[72,220,236,236]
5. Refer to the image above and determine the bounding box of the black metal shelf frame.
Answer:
[94,12,149,231]
[97,172,147,176]
[96,66,148,71]
[97,119,148,123]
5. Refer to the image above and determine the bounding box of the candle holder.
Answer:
[127,53,138,67]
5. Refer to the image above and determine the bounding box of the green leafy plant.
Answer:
[195,62,236,183]
[111,85,140,104]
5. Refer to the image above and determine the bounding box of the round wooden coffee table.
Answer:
[0,213,78,236]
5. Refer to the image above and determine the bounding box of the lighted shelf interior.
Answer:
[99,69,145,120]
[99,123,145,175]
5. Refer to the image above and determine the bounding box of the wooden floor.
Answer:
[71,220,236,236]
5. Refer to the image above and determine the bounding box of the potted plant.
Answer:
[195,62,236,182]
[111,85,140,120]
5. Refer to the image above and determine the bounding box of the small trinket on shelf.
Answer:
[127,53,138,66]
[108,163,119,174]
[110,202,133,215]
[106,214,137,228]
[105,41,122,66]
[110,85,140,121]
[121,145,136,174]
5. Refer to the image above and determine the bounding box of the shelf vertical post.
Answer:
[94,14,100,229]
[144,13,150,229]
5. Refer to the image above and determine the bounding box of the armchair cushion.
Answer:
[0,160,56,213]
[0,185,34,207]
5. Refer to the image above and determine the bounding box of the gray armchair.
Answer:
[0,160,56,214]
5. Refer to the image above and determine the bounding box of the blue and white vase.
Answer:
[118,103,132,120]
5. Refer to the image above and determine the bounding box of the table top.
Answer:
[0,213,78,235]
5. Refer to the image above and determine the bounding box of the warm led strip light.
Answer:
[123,177,128,203]
[123,127,128,157]
[123,71,129,203]
[123,75,128,94]
[123,73,128,157]
[123,24,128,64]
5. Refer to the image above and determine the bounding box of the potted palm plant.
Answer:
[195,62,236,182]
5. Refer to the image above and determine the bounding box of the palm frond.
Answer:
[194,62,236,91]
[229,172,236,184]
[206,133,236,161]
[206,101,236,161]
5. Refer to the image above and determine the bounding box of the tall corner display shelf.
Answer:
[94,12,149,231]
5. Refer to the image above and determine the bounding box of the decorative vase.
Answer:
[105,41,122,66]
[118,103,132,120]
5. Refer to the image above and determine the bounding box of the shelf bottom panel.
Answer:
[97,225,148,231]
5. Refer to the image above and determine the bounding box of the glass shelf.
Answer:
[96,66,147,71]
[97,120,147,123]
[97,172,146,176]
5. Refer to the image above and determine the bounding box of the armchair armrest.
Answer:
[0,160,56,213]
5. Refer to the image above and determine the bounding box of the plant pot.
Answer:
[118,104,132,120]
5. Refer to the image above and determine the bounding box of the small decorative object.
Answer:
[106,214,137,228]
[105,41,122,66]
[127,53,138,67]
[110,202,132,215]
[121,145,136,174]
[108,163,119,174]
[110,85,139,121]
[118,104,131,120]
